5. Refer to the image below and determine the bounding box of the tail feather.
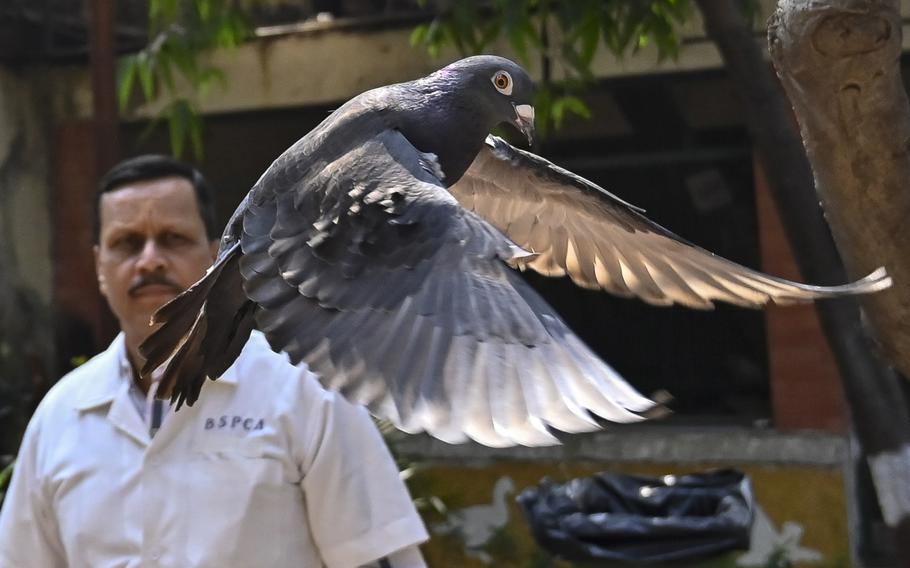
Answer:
[161,314,208,409]
[139,277,217,375]
[200,261,258,380]
[139,243,254,408]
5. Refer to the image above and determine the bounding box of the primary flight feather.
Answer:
[140,55,891,447]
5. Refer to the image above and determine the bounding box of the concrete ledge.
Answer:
[394,426,848,466]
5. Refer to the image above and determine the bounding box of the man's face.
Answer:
[94,176,216,351]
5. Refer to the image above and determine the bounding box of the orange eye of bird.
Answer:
[492,71,513,95]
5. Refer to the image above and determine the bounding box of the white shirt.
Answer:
[0,332,428,568]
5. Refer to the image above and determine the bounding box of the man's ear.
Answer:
[93,245,107,296]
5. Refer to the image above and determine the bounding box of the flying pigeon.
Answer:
[140,55,891,447]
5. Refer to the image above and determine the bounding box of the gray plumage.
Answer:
[140,55,891,447]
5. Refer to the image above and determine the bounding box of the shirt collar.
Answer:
[71,332,238,412]
[71,333,126,411]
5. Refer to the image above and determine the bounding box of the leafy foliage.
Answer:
[0,280,52,512]
[120,1,721,152]
[118,0,253,159]
[0,279,53,455]
[0,460,12,509]
[411,0,695,137]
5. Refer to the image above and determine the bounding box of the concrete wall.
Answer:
[38,1,910,124]
[0,65,55,453]
[0,66,52,304]
[39,6,729,122]
[398,429,851,567]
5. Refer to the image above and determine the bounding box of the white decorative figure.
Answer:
[737,505,823,566]
[433,476,516,564]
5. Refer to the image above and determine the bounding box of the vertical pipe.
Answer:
[87,0,119,175]
[85,0,119,342]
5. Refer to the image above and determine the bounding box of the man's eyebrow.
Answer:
[106,220,196,235]
[101,224,137,238]
[156,222,200,236]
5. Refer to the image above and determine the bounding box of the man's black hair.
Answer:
[94,154,218,243]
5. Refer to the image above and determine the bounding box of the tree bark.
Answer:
[695,0,910,560]
[769,0,910,379]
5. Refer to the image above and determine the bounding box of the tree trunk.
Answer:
[695,0,910,560]
[768,0,910,379]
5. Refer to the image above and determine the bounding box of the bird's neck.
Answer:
[397,88,493,186]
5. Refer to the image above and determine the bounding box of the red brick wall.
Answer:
[52,121,116,360]
[754,156,847,433]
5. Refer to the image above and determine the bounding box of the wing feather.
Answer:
[451,135,892,306]
[233,128,658,446]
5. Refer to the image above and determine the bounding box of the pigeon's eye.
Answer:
[492,71,513,95]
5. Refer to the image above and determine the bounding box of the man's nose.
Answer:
[135,239,167,272]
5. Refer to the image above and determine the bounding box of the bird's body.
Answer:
[141,55,891,447]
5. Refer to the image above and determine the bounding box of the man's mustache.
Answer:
[128,274,182,297]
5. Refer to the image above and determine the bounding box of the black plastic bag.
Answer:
[517,469,753,564]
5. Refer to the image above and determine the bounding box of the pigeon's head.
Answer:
[436,55,536,145]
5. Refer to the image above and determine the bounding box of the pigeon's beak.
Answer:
[512,103,535,146]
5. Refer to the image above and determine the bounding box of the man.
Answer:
[0,155,428,568]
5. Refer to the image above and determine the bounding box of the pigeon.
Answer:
[140,55,891,447]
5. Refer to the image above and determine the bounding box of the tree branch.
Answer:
[696,0,910,560]
[769,0,910,378]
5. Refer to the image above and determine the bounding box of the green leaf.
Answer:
[117,55,138,110]
[188,108,204,160]
[425,19,443,57]
[503,0,532,62]
[0,461,13,491]
[410,24,429,47]
[637,33,650,49]
[137,52,156,101]
[479,20,502,48]
[576,12,600,67]
[167,100,189,159]
[158,57,176,92]
[507,25,529,62]
[551,100,564,126]
[162,99,207,160]
[442,21,467,56]
[198,67,227,98]
[169,42,198,79]
[217,12,250,48]
[534,86,553,139]
[136,111,165,148]
[740,0,762,25]
[560,95,591,119]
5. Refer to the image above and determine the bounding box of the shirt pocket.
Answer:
[191,432,269,457]
[180,435,310,566]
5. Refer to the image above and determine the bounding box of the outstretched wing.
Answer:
[240,128,658,447]
[451,135,891,309]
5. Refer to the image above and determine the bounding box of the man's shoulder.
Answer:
[228,331,334,404]
[62,348,115,381]
[37,347,117,414]
[233,331,315,383]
